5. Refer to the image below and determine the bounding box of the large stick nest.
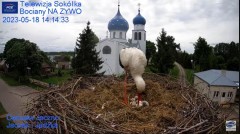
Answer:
[25,73,227,134]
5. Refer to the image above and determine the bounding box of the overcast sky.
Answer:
[0,0,239,54]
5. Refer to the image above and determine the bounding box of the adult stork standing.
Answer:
[119,47,147,106]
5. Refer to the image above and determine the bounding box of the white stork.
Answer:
[119,47,147,106]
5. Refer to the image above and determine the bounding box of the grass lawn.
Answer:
[0,74,22,86]
[41,69,72,85]
[0,102,22,134]
[0,73,44,90]
[169,65,179,78]
[185,69,194,85]
[0,70,72,89]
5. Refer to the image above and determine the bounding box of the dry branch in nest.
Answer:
[24,73,227,134]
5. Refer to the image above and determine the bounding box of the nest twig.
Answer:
[24,73,227,134]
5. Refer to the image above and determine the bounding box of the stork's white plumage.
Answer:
[119,47,147,106]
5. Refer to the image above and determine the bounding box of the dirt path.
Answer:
[0,79,39,123]
[174,62,186,87]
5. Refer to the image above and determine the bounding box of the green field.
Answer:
[0,74,22,86]
[185,69,194,85]
[40,69,72,85]
[169,65,180,78]
[0,73,44,90]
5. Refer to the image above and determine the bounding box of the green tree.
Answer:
[72,22,103,75]
[176,51,193,69]
[39,51,53,66]
[227,57,239,71]
[4,38,45,76]
[151,29,180,74]
[3,38,25,57]
[146,40,156,65]
[213,42,239,70]
[193,37,212,71]
[0,53,3,59]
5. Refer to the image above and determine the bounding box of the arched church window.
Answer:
[120,32,122,39]
[134,32,138,40]
[113,32,116,38]
[139,32,141,40]
[102,46,111,54]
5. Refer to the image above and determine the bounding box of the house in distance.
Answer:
[194,69,239,104]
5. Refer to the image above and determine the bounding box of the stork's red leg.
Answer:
[137,93,142,105]
[124,71,128,105]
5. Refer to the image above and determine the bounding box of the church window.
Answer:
[102,46,111,54]
[113,32,116,38]
[144,33,146,41]
[139,32,141,40]
[134,32,137,40]
[120,32,122,39]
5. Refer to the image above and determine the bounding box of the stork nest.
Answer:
[24,73,229,134]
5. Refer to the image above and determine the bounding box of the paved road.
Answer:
[174,62,186,87]
[0,78,38,123]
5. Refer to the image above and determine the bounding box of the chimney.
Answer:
[221,70,226,76]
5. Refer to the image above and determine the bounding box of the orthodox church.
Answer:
[96,3,146,75]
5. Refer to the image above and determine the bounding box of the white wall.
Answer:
[194,76,210,96]
[109,30,127,43]
[210,86,237,103]
[96,39,126,75]
[134,25,145,30]
[194,76,237,103]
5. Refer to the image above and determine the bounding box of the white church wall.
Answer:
[132,30,146,54]
[96,40,118,75]
[134,25,145,30]
[110,31,127,42]
[96,39,128,75]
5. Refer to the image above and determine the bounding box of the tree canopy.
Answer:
[193,37,213,71]
[151,29,180,74]
[3,38,49,76]
[72,22,103,75]
[176,51,193,69]
[213,41,239,71]
[192,37,239,71]
[146,40,156,65]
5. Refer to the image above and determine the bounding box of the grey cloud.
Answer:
[0,0,238,54]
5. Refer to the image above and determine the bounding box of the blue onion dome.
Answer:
[133,9,146,25]
[108,5,129,31]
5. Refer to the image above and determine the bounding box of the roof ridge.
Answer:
[211,73,236,86]
[213,69,238,83]
[210,74,222,85]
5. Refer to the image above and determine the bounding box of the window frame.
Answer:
[120,32,122,39]
[134,32,138,40]
[213,91,219,97]
[113,32,116,38]
[102,45,111,54]
[138,32,141,40]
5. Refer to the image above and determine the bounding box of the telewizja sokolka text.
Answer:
[2,0,82,23]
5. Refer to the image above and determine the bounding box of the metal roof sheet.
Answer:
[194,69,239,87]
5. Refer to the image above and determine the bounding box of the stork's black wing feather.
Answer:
[119,54,124,68]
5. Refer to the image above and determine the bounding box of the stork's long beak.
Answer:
[137,93,142,105]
